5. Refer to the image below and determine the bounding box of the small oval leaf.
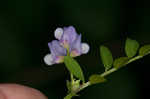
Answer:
[100,46,113,71]
[139,45,150,56]
[125,38,140,58]
[113,57,129,69]
[89,74,106,84]
[64,56,85,82]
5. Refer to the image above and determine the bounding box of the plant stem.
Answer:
[127,55,143,64]
[64,93,74,99]
[70,73,74,84]
[101,68,117,77]
[77,68,117,92]
[74,55,145,93]
[65,54,149,99]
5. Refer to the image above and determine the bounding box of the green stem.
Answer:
[78,81,91,91]
[101,68,117,77]
[83,56,143,88]
[70,73,74,84]
[127,55,143,64]
[67,48,70,56]
[64,93,74,99]
[77,55,145,93]
[76,68,117,92]
[64,54,149,99]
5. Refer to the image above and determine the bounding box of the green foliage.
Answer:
[139,45,150,56]
[125,38,140,58]
[64,56,85,82]
[89,74,106,84]
[63,38,150,99]
[113,57,129,69]
[100,46,113,71]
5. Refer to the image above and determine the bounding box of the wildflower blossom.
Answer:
[44,26,90,65]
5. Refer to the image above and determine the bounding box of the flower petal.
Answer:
[70,34,82,57]
[48,40,67,57]
[44,54,54,65]
[54,28,63,40]
[81,43,90,54]
[55,56,64,63]
[60,26,77,47]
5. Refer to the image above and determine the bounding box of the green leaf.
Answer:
[100,46,113,71]
[139,45,150,56]
[89,74,106,84]
[125,38,140,58]
[113,57,129,69]
[64,56,85,82]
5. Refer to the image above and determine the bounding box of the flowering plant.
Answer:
[44,26,150,99]
[44,26,89,65]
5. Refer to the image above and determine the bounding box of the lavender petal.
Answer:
[48,40,67,57]
[60,26,78,47]
[70,34,82,56]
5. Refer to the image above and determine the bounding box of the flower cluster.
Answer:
[44,26,90,65]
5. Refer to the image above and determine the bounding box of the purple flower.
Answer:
[44,26,90,65]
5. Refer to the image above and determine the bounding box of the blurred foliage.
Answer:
[0,0,150,99]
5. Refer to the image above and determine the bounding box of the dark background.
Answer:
[0,0,150,99]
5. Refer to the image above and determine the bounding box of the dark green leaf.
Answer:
[125,38,139,58]
[113,57,129,69]
[100,46,113,71]
[139,45,150,56]
[64,56,85,82]
[89,74,106,84]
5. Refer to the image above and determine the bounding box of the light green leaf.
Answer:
[100,46,113,71]
[139,45,150,56]
[64,56,85,82]
[113,57,129,69]
[89,74,106,84]
[125,38,140,58]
